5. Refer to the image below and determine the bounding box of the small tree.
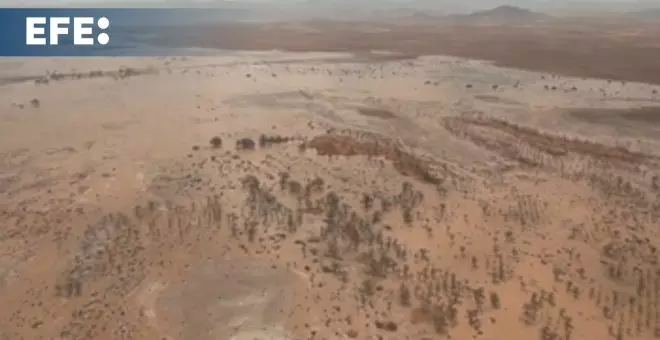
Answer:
[490,291,501,309]
[402,208,413,225]
[209,136,222,148]
[236,138,256,150]
[399,282,412,307]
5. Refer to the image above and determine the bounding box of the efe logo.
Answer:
[26,17,110,46]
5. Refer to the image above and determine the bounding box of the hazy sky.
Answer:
[3,0,656,3]
[6,0,656,2]
[2,0,657,12]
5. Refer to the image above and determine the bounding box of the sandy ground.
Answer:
[0,51,659,340]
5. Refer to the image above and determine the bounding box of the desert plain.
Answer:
[1,11,660,340]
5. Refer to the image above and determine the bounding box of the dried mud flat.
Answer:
[1,52,660,340]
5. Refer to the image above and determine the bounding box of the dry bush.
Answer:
[258,134,293,148]
[209,136,223,149]
[236,138,256,150]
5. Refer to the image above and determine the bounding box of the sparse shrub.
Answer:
[402,208,414,225]
[372,211,382,224]
[399,282,412,307]
[467,309,482,331]
[246,222,257,243]
[278,172,290,190]
[117,67,141,79]
[236,137,255,150]
[259,134,291,148]
[358,278,376,304]
[490,291,501,309]
[374,320,398,332]
[209,136,223,148]
[505,230,515,243]
[365,250,394,278]
[362,194,373,210]
[287,180,302,195]
[432,305,449,334]
[304,177,325,196]
[546,292,555,306]
[241,174,260,191]
[30,98,40,108]
[55,279,82,298]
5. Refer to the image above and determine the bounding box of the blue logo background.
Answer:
[0,8,244,56]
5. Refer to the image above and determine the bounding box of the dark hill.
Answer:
[445,5,550,24]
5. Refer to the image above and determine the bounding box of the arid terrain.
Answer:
[1,13,660,340]
[173,14,660,85]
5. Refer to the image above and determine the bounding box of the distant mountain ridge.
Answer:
[445,5,551,24]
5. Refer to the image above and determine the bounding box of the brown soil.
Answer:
[185,19,660,84]
[3,54,660,340]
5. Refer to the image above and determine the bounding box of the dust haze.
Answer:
[1,4,660,340]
